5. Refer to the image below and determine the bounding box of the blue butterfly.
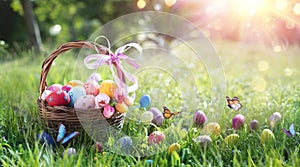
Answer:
[282,123,295,137]
[57,124,80,144]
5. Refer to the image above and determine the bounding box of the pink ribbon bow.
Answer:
[84,42,142,95]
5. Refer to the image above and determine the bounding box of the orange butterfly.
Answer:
[226,96,242,111]
[163,106,180,119]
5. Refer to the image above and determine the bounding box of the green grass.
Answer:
[0,40,300,166]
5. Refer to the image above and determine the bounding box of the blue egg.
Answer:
[115,136,132,154]
[37,132,56,147]
[145,159,154,165]
[139,95,151,108]
[68,86,86,107]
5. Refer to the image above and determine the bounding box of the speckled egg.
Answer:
[87,73,101,83]
[148,131,165,144]
[74,95,96,110]
[99,80,118,98]
[41,90,52,100]
[95,93,110,107]
[67,80,84,87]
[68,86,86,107]
[47,84,62,92]
[46,90,70,106]
[84,80,100,96]
[62,85,72,92]
[115,102,128,113]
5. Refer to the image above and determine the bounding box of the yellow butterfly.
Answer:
[226,96,242,111]
[163,106,180,119]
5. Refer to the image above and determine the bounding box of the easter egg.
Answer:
[87,73,102,83]
[224,134,240,145]
[168,143,180,154]
[67,80,84,87]
[269,112,282,129]
[148,131,165,144]
[140,111,153,124]
[194,110,207,126]
[95,93,110,107]
[193,135,212,147]
[232,114,245,130]
[62,85,72,92]
[47,84,62,92]
[37,132,56,147]
[201,122,221,136]
[84,80,100,96]
[46,90,70,106]
[103,105,115,119]
[149,108,164,127]
[260,129,275,145]
[115,136,133,154]
[62,148,76,157]
[74,95,96,110]
[41,90,52,100]
[68,86,86,107]
[115,102,128,113]
[139,95,151,108]
[95,141,103,153]
[250,120,259,131]
[99,80,118,98]
[124,96,134,106]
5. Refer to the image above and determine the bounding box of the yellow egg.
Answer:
[115,102,128,113]
[67,80,84,87]
[224,134,240,145]
[99,80,118,98]
[201,122,221,136]
[260,129,275,145]
[124,96,134,106]
[168,143,180,154]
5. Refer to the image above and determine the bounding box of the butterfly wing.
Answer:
[61,132,80,144]
[163,106,172,119]
[289,123,295,136]
[173,112,180,116]
[282,128,292,137]
[57,124,66,142]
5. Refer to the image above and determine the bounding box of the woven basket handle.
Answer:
[39,41,109,98]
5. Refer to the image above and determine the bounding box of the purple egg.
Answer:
[250,119,259,131]
[95,141,103,153]
[47,84,63,92]
[232,114,245,130]
[149,108,164,126]
[194,110,207,126]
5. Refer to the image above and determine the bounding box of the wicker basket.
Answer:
[37,41,126,132]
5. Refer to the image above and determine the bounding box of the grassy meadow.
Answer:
[0,40,300,166]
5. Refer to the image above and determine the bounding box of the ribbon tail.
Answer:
[119,65,138,93]
[84,54,109,69]
[115,43,142,55]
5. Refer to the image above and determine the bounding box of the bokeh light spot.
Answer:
[252,77,266,92]
[137,0,146,9]
[164,0,176,7]
[273,45,282,52]
[276,0,288,11]
[49,24,61,36]
[293,3,300,15]
[258,60,269,71]
[284,68,293,76]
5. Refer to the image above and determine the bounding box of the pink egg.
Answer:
[74,95,96,110]
[46,90,70,106]
[62,85,72,92]
[103,105,115,119]
[148,131,165,144]
[47,84,63,92]
[84,80,99,96]
[95,93,110,107]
